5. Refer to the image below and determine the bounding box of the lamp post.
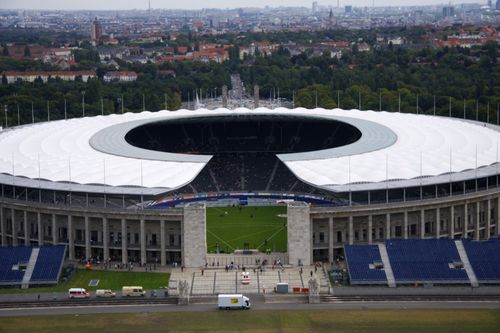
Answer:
[81,91,86,117]
[3,105,7,128]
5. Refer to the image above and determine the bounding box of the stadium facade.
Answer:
[0,108,499,267]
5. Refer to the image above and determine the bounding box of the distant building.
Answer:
[90,18,103,44]
[103,71,138,82]
[0,70,96,84]
[442,6,455,18]
[312,1,318,14]
[345,5,353,14]
[497,0,500,10]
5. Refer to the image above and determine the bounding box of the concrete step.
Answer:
[454,240,479,288]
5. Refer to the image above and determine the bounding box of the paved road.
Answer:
[1,300,500,317]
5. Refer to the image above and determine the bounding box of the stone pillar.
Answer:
[497,198,500,236]
[328,217,334,263]
[121,219,128,264]
[368,215,373,244]
[436,207,441,239]
[0,205,5,246]
[103,218,109,261]
[23,211,29,245]
[84,216,91,259]
[450,206,455,239]
[348,216,354,245]
[160,220,166,266]
[182,203,207,267]
[475,202,480,240]
[37,212,43,245]
[253,85,259,109]
[222,85,228,108]
[11,208,17,246]
[287,202,311,266]
[403,211,408,239]
[52,214,57,245]
[420,209,425,239]
[486,199,491,240]
[140,218,146,265]
[464,203,468,239]
[386,213,391,239]
[68,216,75,260]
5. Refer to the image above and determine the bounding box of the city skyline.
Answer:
[0,0,490,11]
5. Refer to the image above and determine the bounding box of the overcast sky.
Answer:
[0,1,487,11]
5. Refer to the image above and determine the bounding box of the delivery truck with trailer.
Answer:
[218,294,251,310]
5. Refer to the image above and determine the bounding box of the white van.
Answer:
[218,294,251,310]
[122,286,146,297]
[95,289,116,298]
[68,288,90,299]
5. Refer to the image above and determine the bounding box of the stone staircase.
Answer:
[454,240,479,288]
[21,248,40,289]
[378,243,396,287]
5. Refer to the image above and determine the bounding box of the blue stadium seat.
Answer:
[344,244,387,284]
[462,239,500,282]
[0,247,32,284]
[386,239,468,283]
[30,245,66,282]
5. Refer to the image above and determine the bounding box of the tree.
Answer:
[24,45,31,58]
[2,44,9,56]
[1,75,7,85]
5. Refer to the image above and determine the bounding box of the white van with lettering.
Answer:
[68,288,90,299]
[122,286,146,297]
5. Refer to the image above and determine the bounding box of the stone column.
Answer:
[368,215,373,244]
[103,218,109,261]
[182,203,207,267]
[160,220,166,266]
[464,203,468,239]
[328,217,334,263]
[450,205,455,239]
[140,218,146,265]
[403,211,408,239]
[497,198,500,236]
[436,207,441,239]
[420,209,425,239]
[386,213,391,239]
[0,205,5,246]
[52,214,57,245]
[68,216,75,260]
[85,216,91,259]
[23,211,29,245]
[486,199,491,240]
[121,219,128,264]
[475,202,480,240]
[11,208,17,246]
[287,202,311,266]
[37,212,43,245]
[348,216,354,245]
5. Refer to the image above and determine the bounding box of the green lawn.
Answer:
[1,309,499,333]
[206,206,287,253]
[0,269,170,294]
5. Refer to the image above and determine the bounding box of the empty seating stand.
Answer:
[0,245,66,286]
[31,245,66,284]
[386,239,468,284]
[462,239,500,283]
[344,244,387,284]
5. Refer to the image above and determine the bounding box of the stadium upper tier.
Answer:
[0,108,499,193]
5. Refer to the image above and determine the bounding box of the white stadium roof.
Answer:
[0,108,499,193]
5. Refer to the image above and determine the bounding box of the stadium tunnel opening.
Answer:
[125,115,361,195]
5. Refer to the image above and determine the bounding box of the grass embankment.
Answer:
[206,206,287,253]
[0,269,170,294]
[0,309,499,333]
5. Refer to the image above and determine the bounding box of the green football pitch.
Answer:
[206,206,287,253]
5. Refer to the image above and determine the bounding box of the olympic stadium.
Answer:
[1,107,500,278]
